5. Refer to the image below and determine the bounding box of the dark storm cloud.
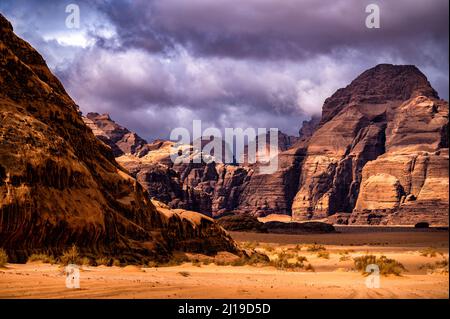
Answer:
[95,0,448,62]
[0,0,448,141]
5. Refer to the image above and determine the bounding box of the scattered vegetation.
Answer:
[178,271,191,277]
[28,253,56,264]
[59,245,81,265]
[262,245,275,252]
[81,257,93,266]
[420,248,440,258]
[270,251,307,271]
[241,241,259,250]
[202,259,212,265]
[304,263,315,272]
[419,258,449,274]
[145,254,190,268]
[306,243,326,252]
[0,248,8,267]
[296,256,308,263]
[112,259,121,267]
[227,252,270,267]
[317,251,330,259]
[95,257,110,266]
[353,255,406,276]
[146,261,159,268]
[286,244,302,253]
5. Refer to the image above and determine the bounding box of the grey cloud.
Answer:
[0,0,448,141]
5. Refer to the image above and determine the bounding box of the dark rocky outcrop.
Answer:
[216,214,267,233]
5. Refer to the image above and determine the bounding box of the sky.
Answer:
[0,0,448,141]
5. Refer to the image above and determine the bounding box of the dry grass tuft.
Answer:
[60,245,81,265]
[28,253,56,264]
[353,255,406,276]
[0,249,8,267]
[307,243,326,252]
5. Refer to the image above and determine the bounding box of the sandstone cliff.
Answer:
[85,112,303,217]
[292,64,448,225]
[0,14,239,262]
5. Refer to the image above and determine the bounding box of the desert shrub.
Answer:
[202,259,212,265]
[270,252,305,270]
[228,252,271,267]
[0,249,8,267]
[307,243,326,252]
[304,263,315,272]
[437,258,449,268]
[353,255,406,276]
[263,245,275,252]
[214,260,228,266]
[339,255,351,262]
[192,260,202,267]
[147,261,159,268]
[28,253,56,264]
[317,251,330,259]
[112,259,121,267]
[287,245,302,253]
[178,271,191,277]
[153,254,189,267]
[420,258,449,274]
[296,256,308,263]
[60,245,81,265]
[241,241,259,250]
[231,258,247,266]
[246,253,270,265]
[420,248,438,258]
[95,257,110,266]
[165,254,189,266]
[80,257,93,266]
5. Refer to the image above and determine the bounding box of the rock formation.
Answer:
[85,112,303,217]
[299,115,320,139]
[83,112,149,157]
[292,64,448,225]
[82,59,448,225]
[0,13,239,263]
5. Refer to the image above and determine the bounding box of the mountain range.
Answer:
[84,65,449,226]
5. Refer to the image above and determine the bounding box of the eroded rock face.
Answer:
[299,115,320,139]
[152,200,238,254]
[291,64,448,225]
[0,14,239,262]
[85,112,302,217]
[350,96,449,225]
[83,112,149,157]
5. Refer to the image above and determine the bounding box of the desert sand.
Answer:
[0,229,448,299]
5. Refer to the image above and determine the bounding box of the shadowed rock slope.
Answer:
[0,14,239,262]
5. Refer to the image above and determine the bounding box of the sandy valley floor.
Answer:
[0,228,448,299]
